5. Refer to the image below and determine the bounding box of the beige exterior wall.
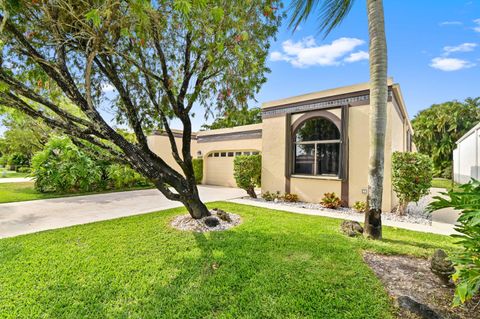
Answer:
[290,177,341,202]
[148,81,414,212]
[148,124,262,187]
[261,116,287,194]
[260,80,413,211]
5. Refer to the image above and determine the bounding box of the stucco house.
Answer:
[148,79,414,211]
[453,122,480,184]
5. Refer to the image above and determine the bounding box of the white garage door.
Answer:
[204,151,259,187]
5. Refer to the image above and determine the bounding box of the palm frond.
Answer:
[288,0,355,36]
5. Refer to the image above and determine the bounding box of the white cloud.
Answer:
[102,83,116,93]
[474,18,480,32]
[430,57,476,71]
[344,51,369,63]
[443,42,477,55]
[270,36,366,68]
[439,21,462,26]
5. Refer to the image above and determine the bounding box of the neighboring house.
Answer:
[148,79,414,211]
[453,122,480,184]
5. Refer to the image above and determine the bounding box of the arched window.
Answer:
[293,117,341,176]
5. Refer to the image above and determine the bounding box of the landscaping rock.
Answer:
[204,216,220,227]
[430,249,455,286]
[215,209,232,222]
[397,296,444,319]
[340,220,363,237]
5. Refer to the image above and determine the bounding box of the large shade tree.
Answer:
[412,97,480,178]
[0,0,281,218]
[289,0,388,239]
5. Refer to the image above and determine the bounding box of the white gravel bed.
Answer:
[246,197,432,225]
[171,210,242,232]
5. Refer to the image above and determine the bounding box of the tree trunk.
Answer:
[364,0,388,240]
[181,187,211,219]
[247,187,257,198]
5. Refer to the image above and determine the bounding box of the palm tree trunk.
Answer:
[364,0,388,239]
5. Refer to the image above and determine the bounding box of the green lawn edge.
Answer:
[0,201,457,319]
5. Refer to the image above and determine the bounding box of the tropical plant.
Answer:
[0,0,281,219]
[107,164,150,189]
[289,0,388,239]
[31,136,104,193]
[392,152,433,215]
[320,192,341,209]
[201,106,262,130]
[352,201,367,213]
[262,190,281,201]
[233,154,262,198]
[412,98,480,178]
[282,193,299,202]
[428,180,480,305]
[192,158,203,184]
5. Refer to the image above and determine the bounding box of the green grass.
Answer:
[0,202,457,318]
[0,170,29,178]
[0,182,153,204]
[431,178,461,191]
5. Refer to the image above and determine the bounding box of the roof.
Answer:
[262,79,394,109]
[262,78,413,132]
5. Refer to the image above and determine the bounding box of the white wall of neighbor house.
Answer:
[453,126,480,184]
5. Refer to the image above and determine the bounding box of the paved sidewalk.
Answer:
[0,177,33,183]
[228,198,457,236]
[0,186,245,239]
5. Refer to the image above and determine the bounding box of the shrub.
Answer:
[7,152,30,170]
[107,164,149,189]
[320,192,341,209]
[233,154,261,198]
[31,136,104,193]
[282,193,299,202]
[262,190,281,201]
[17,166,31,173]
[392,152,433,215]
[192,158,203,184]
[429,180,480,305]
[352,201,367,213]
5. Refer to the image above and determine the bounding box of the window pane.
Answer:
[317,143,340,175]
[294,144,315,175]
[235,152,242,156]
[296,118,340,142]
[227,152,234,157]
[220,152,226,157]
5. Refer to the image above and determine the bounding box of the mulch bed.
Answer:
[363,252,479,319]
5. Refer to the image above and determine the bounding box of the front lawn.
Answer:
[0,182,153,204]
[431,178,460,191]
[0,170,29,178]
[0,202,457,318]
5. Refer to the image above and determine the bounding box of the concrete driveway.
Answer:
[0,185,245,239]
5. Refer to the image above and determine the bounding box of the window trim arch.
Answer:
[291,111,342,177]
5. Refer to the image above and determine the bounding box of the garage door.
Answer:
[204,151,259,187]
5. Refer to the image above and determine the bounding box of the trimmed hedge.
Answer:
[233,154,261,198]
[192,158,203,184]
[392,152,433,215]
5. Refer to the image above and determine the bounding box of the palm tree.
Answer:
[289,0,388,239]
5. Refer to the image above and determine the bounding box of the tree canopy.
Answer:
[0,0,282,218]
[412,97,480,178]
[201,106,262,130]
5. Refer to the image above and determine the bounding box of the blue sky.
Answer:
[254,0,480,117]
[1,1,479,134]
[187,0,480,130]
